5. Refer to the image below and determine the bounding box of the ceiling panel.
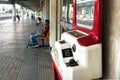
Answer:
[0,0,44,11]
[15,0,42,11]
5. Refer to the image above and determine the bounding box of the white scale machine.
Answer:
[51,0,102,80]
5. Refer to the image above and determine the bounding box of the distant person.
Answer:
[27,13,29,18]
[16,15,20,21]
[36,17,41,26]
[31,13,35,20]
[29,19,49,47]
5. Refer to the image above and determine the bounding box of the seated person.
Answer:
[29,19,49,47]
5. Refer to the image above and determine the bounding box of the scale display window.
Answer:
[76,0,94,29]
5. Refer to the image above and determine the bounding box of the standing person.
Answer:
[36,17,41,26]
[16,15,20,21]
[31,13,35,20]
[29,19,49,47]
[27,12,29,18]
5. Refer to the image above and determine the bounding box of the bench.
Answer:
[36,31,49,46]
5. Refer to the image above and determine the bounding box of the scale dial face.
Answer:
[62,48,73,58]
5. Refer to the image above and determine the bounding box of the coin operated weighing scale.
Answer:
[51,0,102,80]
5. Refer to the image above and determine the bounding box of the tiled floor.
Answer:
[0,19,53,80]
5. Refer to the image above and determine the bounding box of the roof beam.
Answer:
[0,1,13,4]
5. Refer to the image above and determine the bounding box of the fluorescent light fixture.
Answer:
[0,0,9,1]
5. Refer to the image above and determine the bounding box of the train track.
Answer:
[0,16,12,20]
[0,14,12,20]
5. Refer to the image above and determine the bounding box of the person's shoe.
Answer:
[30,44,39,48]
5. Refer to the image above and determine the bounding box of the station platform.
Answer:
[0,18,53,80]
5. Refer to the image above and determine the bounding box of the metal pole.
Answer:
[12,3,16,21]
[21,6,24,20]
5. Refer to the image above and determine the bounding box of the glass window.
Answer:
[62,0,73,23]
[76,0,94,29]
